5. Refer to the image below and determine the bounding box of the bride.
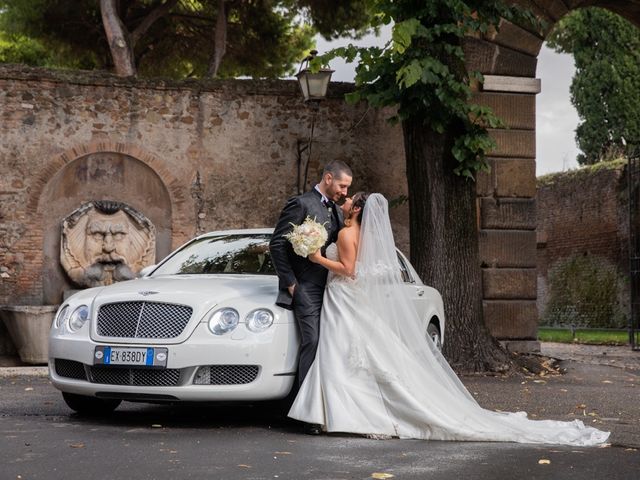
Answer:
[288,192,609,445]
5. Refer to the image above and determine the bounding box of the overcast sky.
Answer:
[314,30,579,177]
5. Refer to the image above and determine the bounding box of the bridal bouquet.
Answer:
[285,216,328,257]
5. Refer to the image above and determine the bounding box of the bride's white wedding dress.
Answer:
[288,194,609,446]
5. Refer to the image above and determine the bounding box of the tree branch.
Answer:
[206,0,228,78]
[130,0,180,47]
[100,0,136,76]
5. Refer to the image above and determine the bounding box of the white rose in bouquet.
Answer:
[285,216,328,257]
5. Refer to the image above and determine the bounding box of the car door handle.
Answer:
[417,289,424,296]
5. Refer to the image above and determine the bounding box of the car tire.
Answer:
[427,322,442,351]
[62,392,121,416]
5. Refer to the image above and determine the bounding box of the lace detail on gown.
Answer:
[323,244,368,372]
[326,243,357,287]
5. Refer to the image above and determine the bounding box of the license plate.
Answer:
[94,346,168,368]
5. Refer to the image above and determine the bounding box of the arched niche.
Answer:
[38,152,172,303]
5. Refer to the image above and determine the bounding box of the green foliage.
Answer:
[315,0,537,178]
[542,254,626,329]
[0,32,48,65]
[547,7,640,165]
[536,156,626,188]
[537,327,628,345]
[297,0,373,40]
[0,0,319,79]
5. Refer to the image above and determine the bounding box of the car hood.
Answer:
[90,274,279,319]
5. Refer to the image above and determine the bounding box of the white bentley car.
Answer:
[49,229,445,414]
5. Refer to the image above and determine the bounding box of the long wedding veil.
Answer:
[352,193,609,444]
[355,193,476,402]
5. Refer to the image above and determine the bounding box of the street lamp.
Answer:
[296,50,334,102]
[296,50,334,194]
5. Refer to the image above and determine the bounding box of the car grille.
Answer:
[55,359,87,380]
[96,301,193,339]
[194,365,260,385]
[89,366,181,386]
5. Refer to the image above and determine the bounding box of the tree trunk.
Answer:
[403,121,510,373]
[100,0,136,76]
[206,0,227,78]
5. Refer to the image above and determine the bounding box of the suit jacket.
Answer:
[269,189,343,309]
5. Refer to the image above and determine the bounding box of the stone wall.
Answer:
[0,63,543,354]
[536,161,628,327]
[0,65,407,309]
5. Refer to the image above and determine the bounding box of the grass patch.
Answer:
[538,327,630,345]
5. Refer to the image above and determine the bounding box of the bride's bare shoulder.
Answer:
[337,226,359,243]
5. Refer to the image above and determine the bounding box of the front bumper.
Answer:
[48,323,299,402]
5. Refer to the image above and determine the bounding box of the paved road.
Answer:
[1,356,638,480]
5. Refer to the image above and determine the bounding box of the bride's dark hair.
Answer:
[351,192,369,224]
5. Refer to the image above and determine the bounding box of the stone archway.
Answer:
[469,0,640,348]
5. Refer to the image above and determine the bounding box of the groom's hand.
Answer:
[287,284,296,297]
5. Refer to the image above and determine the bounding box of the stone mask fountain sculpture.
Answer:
[60,201,156,287]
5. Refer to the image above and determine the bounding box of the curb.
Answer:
[0,366,49,378]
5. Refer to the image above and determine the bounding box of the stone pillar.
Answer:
[475,75,541,352]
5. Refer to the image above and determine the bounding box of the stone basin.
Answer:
[0,305,58,365]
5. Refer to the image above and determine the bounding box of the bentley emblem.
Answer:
[138,291,159,296]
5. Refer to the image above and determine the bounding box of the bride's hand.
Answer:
[308,249,322,263]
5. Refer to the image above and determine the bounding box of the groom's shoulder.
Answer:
[299,190,321,203]
[278,190,319,212]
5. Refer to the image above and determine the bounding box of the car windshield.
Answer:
[152,234,275,275]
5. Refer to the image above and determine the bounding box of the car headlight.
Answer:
[245,309,274,332]
[67,305,90,332]
[54,305,69,328]
[208,308,239,335]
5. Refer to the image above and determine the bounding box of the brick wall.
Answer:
[0,65,407,308]
[536,161,628,326]
[0,64,542,354]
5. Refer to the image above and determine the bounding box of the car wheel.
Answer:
[62,392,121,416]
[426,322,442,351]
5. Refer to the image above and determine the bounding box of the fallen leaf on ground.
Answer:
[538,459,551,465]
[371,473,395,479]
[24,387,33,391]
[69,443,85,448]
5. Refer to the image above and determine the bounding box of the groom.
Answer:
[269,160,352,431]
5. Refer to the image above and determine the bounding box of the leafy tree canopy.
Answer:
[0,0,370,78]
[309,0,539,372]
[314,0,535,178]
[547,7,640,164]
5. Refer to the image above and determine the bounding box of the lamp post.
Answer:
[296,50,334,194]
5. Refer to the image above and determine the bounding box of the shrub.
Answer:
[542,254,626,328]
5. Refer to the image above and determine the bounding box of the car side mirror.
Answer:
[138,265,157,277]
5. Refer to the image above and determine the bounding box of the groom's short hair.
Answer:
[323,160,352,179]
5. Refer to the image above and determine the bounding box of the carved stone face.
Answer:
[84,211,130,269]
[61,202,156,288]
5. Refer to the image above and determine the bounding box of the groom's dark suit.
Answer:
[270,188,343,386]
